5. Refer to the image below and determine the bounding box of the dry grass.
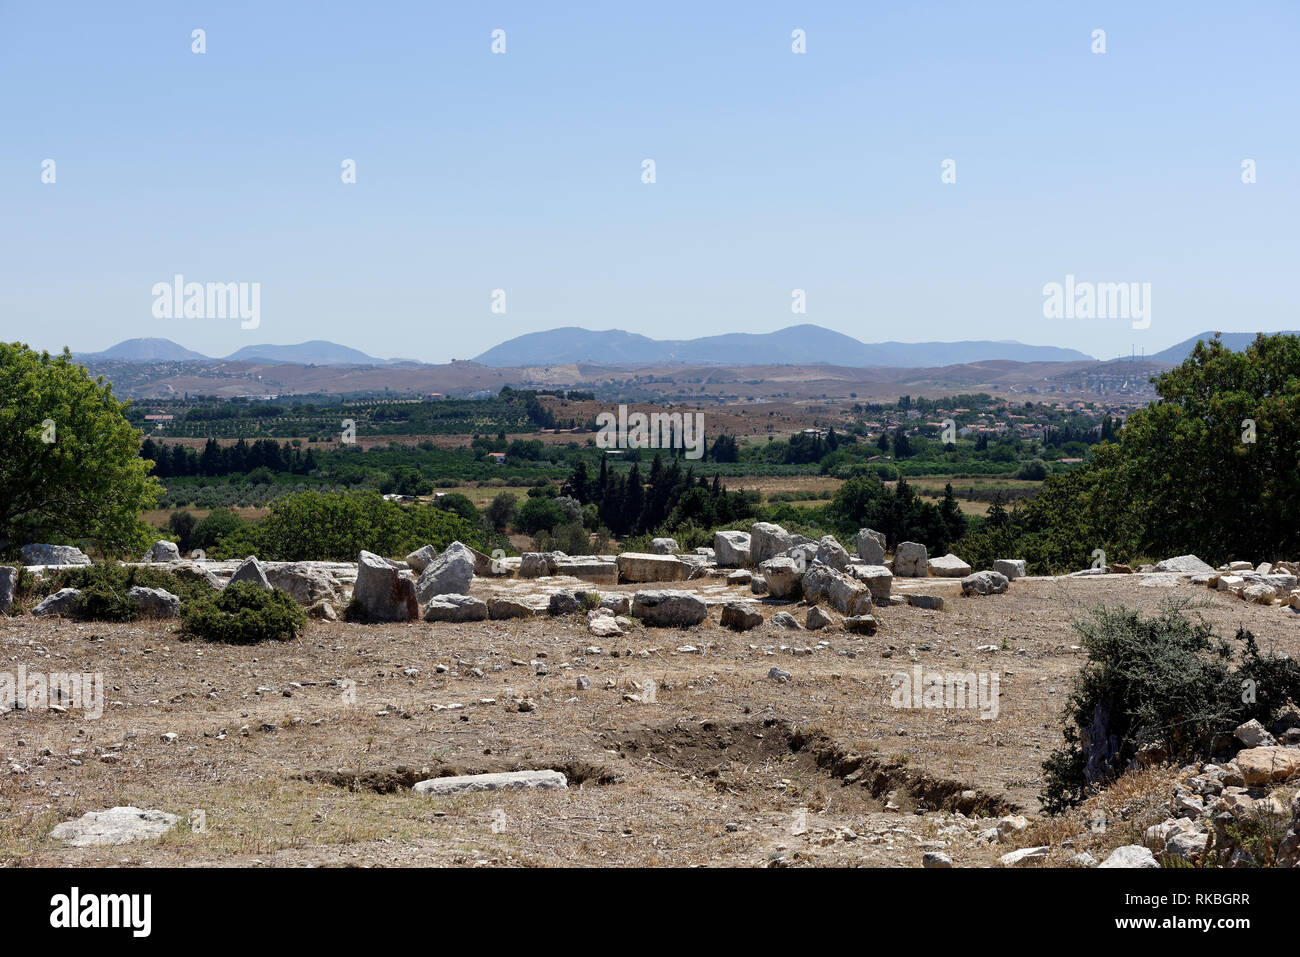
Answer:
[2,574,1294,867]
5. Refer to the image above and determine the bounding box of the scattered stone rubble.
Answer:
[1132,715,1300,867]
[3,522,1031,635]
[17,531,1297,656]
[11,528,1300,869]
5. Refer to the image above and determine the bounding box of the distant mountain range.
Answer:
[78,338,394,366]
[78,327,1296,370]
[472,324,1094,367]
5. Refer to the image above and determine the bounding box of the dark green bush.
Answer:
[75,583,138,621]
[181,582,306,644]
[31,564,215,621]
[1041,602,1300,814]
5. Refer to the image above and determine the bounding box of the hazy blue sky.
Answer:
[2,1,1296,363]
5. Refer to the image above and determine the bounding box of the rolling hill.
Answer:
[222,340,385,365]
[80,338,210,362]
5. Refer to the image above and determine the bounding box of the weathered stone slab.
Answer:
[588,610,625,637]
[631,589,707,626]
[487,596,542,620]
[929,553,972,578]
[814,535,851,571]
[229,555,272,590]
[519,552,560,578]
[1153,554,1215,575]
[801,563,871,615]
[750,522,794,565]
[423,594,488,622]
[32,588,80,616]
[856,528,886,565]
[847,563,893,601]
[617,552,691,583]
[1236,747,1300,786]
[844,614,879,635]
[806,606,835,630]
[50,807,179,846]
[21,544,90,567]
[713,531,752,568]
[405,545,438,573]
[759,557,803,600]
[413,770,568,795]
[721,601,763,631]
[552,557,618,584]
[894,542,928,577]
[1098,845,1159,869]
[1000,846,1050,867]
[415,541,476,603]
[142,540,181,563]
[266,562,341,605]
[353,550,419,622]
[994,559,1027,580]
[962,570,1009,596]
[129,586,181,618]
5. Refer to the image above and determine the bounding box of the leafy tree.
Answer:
[168,510,197,553]
[892,428,912,458]
[825,474,890,532]
[380,465,433,496]
[432,491,478,524]
[708,434,740,462]
[247,490,482,561]
[962,334,1300,572]
[1016,459,1048,480]
[623,463,645,536]
[554,494,583,525]
[484,492,518,532]
[938,483,967,544]
[0,343,160,553]
[562,461,592,501]
[191,508,248,553]
[534,522,590,554]
[1105,333,1300,561]
[517,495,563,535]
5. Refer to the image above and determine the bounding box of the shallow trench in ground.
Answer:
[303,716,1018,817]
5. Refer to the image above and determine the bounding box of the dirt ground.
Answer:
[2,575,1295,868]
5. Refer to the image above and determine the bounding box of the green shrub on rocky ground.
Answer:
[1042,601,1300,814]
[181,582,305,643]
[21,564,215,621]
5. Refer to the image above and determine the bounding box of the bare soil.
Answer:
[2,575,1294,867]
